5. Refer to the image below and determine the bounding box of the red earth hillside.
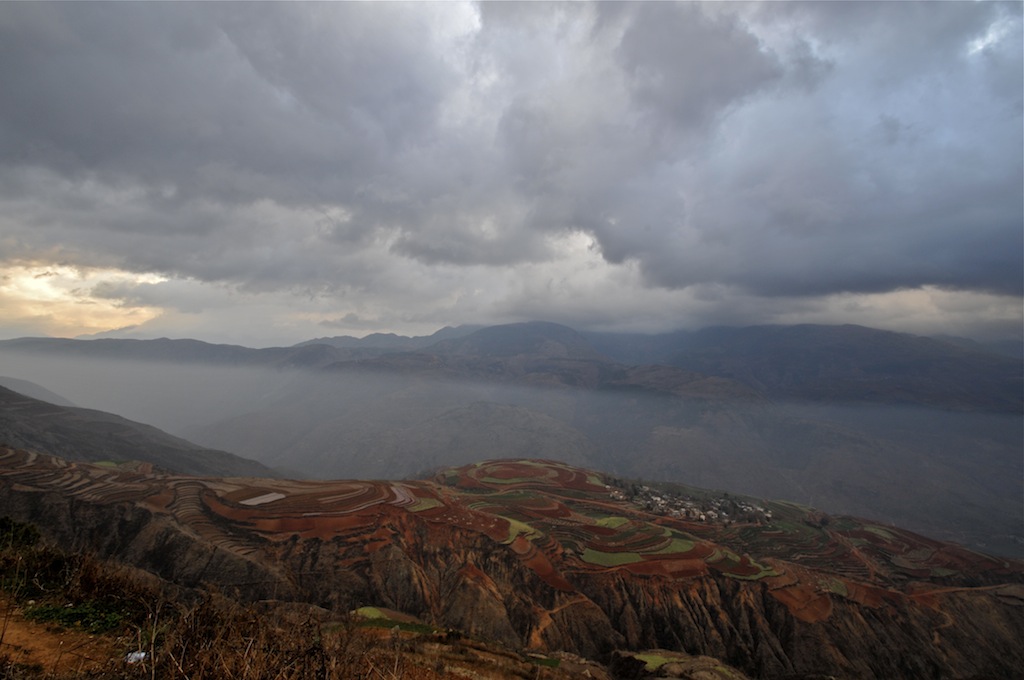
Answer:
[0,449,1021,678]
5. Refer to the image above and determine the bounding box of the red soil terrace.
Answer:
[0,449,1020,623]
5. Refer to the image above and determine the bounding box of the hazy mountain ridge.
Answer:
[0,376,77,407]
[0,385,274,478]
[4,321,1018,412]
[0,336,356,369]
[585,324,1023,413]
[670,325,1023,413]
[323,337,757,401]
[427,321,609,361]
[0,452,1019,679]
[294,324,484,350]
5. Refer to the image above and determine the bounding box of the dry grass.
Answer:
[0,518,598,675]
[0,517,410,680]
[0,517,580,680]
[116,593,412,680]
[0,590,422,680]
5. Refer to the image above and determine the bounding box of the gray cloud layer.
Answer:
[0,2,1020,343]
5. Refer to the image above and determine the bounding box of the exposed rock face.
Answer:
[0,450,1020,679]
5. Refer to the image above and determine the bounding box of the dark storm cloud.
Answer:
[616,2,783,132]
[583,1,1024,298]
[0,3,443,201]
[0,1,1020,341]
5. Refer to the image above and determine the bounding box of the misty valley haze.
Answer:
[0,321,1020,559]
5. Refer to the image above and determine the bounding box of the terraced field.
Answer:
[0,449,1019,626]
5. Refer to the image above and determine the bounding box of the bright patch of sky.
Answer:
[0,265,167,338]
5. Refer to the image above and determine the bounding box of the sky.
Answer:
[0,2,1021,348]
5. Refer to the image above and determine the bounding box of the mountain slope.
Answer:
[428,321,608,361]
[0,336,356,369]
[0,386,274,477]
[0,452,1020,679]
[325,321,758,399]
[590,324,1023,413]
[0,376,77,407]
[294,324,483,350]
[6,323,1019,412]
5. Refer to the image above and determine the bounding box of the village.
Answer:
[608,481,773,526]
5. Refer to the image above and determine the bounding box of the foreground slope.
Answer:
[0,451,1019,679]
[0,386,274,477]
[0,376,77,407]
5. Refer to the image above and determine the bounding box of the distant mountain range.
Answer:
[589,324,1022,412]
[295,324,484,351]
[0,452,1020,679]
[0,322,1020,557]
[4,321,1019,411]
[0,335,358,368]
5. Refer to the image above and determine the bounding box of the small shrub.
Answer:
[0,518,40,550]
[358,617,435,635]
[24,600,127,633]
[0,520,431,679]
